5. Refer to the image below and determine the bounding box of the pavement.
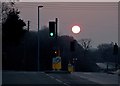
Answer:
[71,72,119,84]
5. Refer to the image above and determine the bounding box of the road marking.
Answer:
[83,72,92,74]
[49,76,55,79]
[65,82,71,84]
[55,79,63,83]
[63,82,71,86]
[45,74,71,86]
[55,78,71,86]
[55,79,71,86]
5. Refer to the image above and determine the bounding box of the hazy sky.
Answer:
[1,0,120,2]
[19,0,120,2]
[16,2,118,48]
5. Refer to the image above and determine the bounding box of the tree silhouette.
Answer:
[2,2,26,44]
[78,38,92,59]
[2,2,16,23]
[97,43,114,62]
[2,2,26,70]
[79,38,92,50]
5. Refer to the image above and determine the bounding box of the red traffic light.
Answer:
[54,51,57,54]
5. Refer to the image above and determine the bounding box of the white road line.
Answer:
[65,82,71,84]
[49,76,55,79]
[63,82,71,86]
[56,78,71,86]
[55,79,63,83]
[45,74,71,86]
[83,72,92,74]
[55,78,71,86]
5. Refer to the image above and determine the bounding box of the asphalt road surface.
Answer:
[2,71,119,86]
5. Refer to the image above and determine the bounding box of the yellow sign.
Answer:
[52,56,61,70]
[68,63,73,73]
[55,56,61,70]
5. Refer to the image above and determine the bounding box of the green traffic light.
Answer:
[50,32,54,37]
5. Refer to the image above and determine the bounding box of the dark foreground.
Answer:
[2,71,119,86]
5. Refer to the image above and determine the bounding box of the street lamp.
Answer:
[38,5,43,71]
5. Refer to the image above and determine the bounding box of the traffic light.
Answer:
[70,40,76,52]
[51,50,57,57]
[54,50,59,56]
[49,21,56,37]
[113,43,118,55]
[51,50,60,57]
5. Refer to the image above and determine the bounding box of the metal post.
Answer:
[55,18,58,39]
[27,20,30,31]
[38,6,43,71]
[115,55,118,70]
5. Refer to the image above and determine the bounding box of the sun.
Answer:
[72,25,81,34]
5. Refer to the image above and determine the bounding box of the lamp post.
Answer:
[38,5,43,71]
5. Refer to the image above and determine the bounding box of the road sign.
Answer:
[52,56,61,70]
[68,63,73,73]
[55,56,61,70]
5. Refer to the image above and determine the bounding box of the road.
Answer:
[47,72,119,86]
[2,71,119,86]
[2,71,65,86]
[72,72,119,84]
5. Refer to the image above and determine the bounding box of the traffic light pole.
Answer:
[55,18,60,57]
[55,18,59,53]
[55,18,58,39]
[38,6,39,71]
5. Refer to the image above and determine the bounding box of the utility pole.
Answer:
[27,20,30,31]
[113,43,118,70]
[55,18,58,39]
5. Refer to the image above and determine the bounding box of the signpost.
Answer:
[52,57,56,70]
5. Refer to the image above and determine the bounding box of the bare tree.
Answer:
[78,38,92,59]
[79,38,92,50]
